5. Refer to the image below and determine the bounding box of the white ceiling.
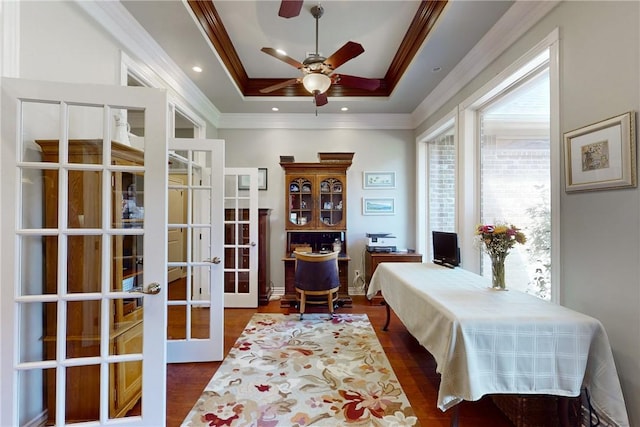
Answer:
[120,0,515,116]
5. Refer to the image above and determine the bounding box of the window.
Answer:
[427,126,456,262]
[417,116,456,261]
[479,67,551,299]
[417,31,558,300]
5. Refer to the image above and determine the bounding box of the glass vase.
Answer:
[491,254,506,290]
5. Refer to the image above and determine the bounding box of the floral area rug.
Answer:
[181,313,418,427]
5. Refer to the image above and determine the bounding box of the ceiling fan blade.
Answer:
[278,0,303,18]
[324,41,365,71]
[314,92,328,106]
[259,78,300,94]
[261,48,303,69]
[335,74,381,91]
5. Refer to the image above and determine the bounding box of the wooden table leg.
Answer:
[383,302,391,331]
[449,405,459,427]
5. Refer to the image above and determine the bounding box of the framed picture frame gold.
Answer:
[564,112,636,192]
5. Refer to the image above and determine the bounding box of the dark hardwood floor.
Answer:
[165,295,514,426]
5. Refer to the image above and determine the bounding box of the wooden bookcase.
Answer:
[36,139,144,422]
[280,153,353,308]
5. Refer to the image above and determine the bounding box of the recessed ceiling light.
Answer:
[192,66,203,73]
[431,66,442,73]
[276,49,287,56]
[272,107,279,112]
[341,107,349,111]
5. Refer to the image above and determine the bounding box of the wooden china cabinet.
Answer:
[36,139,144,422]
[280,153,353,308]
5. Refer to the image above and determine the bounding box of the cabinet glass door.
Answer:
[319,177,345,227]
[287,177,314,228]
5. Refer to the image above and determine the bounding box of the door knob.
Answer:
[129,282,161,295]
[251,242,256,247]
[204,257,222,264]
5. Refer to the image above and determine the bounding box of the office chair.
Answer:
[294,251,341,319]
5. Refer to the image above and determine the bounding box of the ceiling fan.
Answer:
[260,3,381,106]
[278,0,304,18]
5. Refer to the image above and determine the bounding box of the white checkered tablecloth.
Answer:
[367,262,629,426]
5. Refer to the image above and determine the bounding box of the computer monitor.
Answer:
[432,231,460,267]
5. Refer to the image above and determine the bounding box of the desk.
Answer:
[364,251,423,305]
[367,262,629,426]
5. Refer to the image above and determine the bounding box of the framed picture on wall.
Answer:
[362,197,395,215]
[564,112,636,192]
[238,168,268,191]
[363,171,396,189]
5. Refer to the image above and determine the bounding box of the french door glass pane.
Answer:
[21,101,59,162]
[18,368,53,426]
[19,302,54,362]
[20,235,56,295]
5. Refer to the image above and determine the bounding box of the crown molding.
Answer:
[218,113,414,130]
[411,0,560,128]
[74,0,221,127]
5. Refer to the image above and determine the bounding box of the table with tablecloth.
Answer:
[367,262,628,426]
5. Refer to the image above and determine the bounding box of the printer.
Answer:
[366,233,397,253]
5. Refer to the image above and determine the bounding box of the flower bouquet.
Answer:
[476,224,526,289]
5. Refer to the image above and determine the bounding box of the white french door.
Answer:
[223,168,259,308]
[0,77,167,426]
[166,139,225,363]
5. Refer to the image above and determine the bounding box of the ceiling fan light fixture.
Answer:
[302,73,331,94]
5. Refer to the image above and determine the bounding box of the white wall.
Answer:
[220,128,416,294]
[417,1,640,424]
[20,1,119,84]
[557,3,639,424]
